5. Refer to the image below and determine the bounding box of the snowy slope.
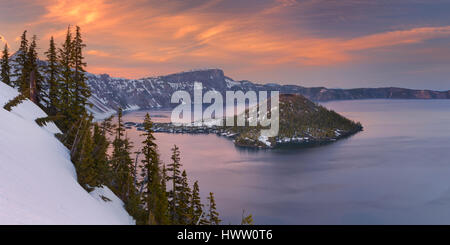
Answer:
[0,82,134,224]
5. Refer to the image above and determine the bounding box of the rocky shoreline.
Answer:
[125,121,363,149]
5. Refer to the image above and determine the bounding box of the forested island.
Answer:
[127,94,363,149]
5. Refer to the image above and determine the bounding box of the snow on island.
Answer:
[0,82,134,225]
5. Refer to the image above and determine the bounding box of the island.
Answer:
[129,94,363,149]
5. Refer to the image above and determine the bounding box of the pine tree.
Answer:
[72,26,91,116]
[27,35,45,105]
[191,180,206,225]
[109,107,144,224]
[110,108,134,202]
[3,32,31,112]
[58,26,74,132]
[140,113,169,225]
[167,144,182,223]
[178,170,192,224]
[92,123,111,186]
[240,210,254,225]
[12,30,29,90]
[45,36,60,115]
[1,44,11,86]
[56,26,90,148]
[162,164,168,196]
[100,115,115,136]
[161,163,170,221]
[207,192,221,225]
[76,117,98,191]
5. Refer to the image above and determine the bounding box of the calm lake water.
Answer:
[122,100,450,224]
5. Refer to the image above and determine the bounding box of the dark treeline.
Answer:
[0,27,248,225]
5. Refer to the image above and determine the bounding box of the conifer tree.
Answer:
[27,35,45,105]
[76,117,98,191]
[72,26,91,116]
[3,31,32,112]
[178,170,192,224]
[162,164,168,196]
[140,113,169,225]
[1,44,11,86]
[109,108,145,224]
[191,180,206,225]
[58,26,74,132]
[167,144,182,223]
[240,210,254,225]
[100,115,115,136]
[207,192,221,225]
[110,108,134,201]
[45,36,60,115]
[12,30,28,90]
[92,123,111,186]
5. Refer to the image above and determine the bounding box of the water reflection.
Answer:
[121,99,450,224]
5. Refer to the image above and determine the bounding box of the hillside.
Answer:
[0,82,134,224]
[228,94,363,148]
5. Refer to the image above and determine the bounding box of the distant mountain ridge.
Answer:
[84,68,450,117]
[8,53,450,117]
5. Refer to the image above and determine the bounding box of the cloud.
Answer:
[1,0,450,86]
[86,49,112,57]
[344,26,450,51]
[0,35,7,47]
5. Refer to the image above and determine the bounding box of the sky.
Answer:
[1,0,450,90]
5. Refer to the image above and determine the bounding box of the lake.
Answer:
[122,99,450,224]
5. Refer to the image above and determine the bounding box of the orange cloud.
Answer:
[86,49,112,57]
[0,35,8,47]
[344,26,450,51]
[6,0,450,80]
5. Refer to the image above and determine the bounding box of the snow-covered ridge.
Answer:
[0,82,134,224]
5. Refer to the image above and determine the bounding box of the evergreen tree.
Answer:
[240,210,254,225]
[27,35,45,105]
[109,108,144,223]
[100,115,115,136]
[76,117,98,191]
[45,36,60,115]
[207,192,221,225]
[167,144,182,223]
[162,164,168,196]
[1,44,11,86]
[56,26,90,148]
[58,26,74,132]
[140,113,169,225]
[92,123,111,186]
[110,108,134,202]
[3,31,32,112]
[178,170,192,224]
[72,26,91,116]
[191,180,206,225]
[12,30,28,90]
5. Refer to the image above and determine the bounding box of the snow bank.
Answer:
[0,82,134,224]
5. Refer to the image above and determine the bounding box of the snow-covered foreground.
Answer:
[0,82,134,224]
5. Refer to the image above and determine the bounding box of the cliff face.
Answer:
[85,69,450,115]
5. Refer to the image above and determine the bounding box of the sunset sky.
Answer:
[1,0,450,89]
